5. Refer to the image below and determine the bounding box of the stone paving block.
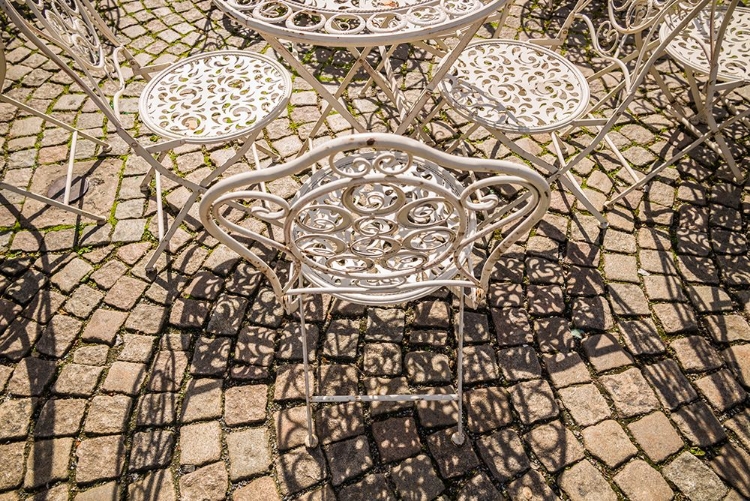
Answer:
[643,359,698,410]
[558,383,611,426]
[627,411,683,463]
[82,308,128,345]
[723,343,750,388]
[652,301,699,334]
[275,406,309,452]
[277,322,320,361]
[416,387,459,428]
[365,308,405,342]
[127,469,175,501]
[462,386,512,433]
[235,325,275,367]
[169,298,210,328]
[101,361,147,395]
[180,421,222,467]
[677,255,720,284]
[488,283,525,309]
[491,307,534,346]
[225,384,267,427]
[75,435,125,484]
[510,379,559,425]
[496,345,542,381]
[36,314,82,358]
[365,376,412,416]
[600,367,660,418]
[90,260,127,289]
[275,446,326,495]
[534,317,574,354]
[184,271,223,300]
[695,369,748,413]
[118,333,156,363]
[50,257,92,293]
[85,395,133,435]
[34,398,87,438]
[316,402,364,445]
[558,459,617,501]
[687,285,734,313]
[322,318,360,359]
[190,336,231,376]
[460,311,492,343]
[476,428,530,482]
[639,250,679,275]
[426,426,480,479]
[73,345,109,366]
[179,462,228,501]
[0,318,43,360]
[565,240,601,267]
[608,283,651,317]
[24,437,73,489]
[618,318,665,356]
[643,273,687,302]
[525,420,584,473]
[390,454,444,501]
[6,357,56,397]
[571,296,614,331]
[181,378,222,422]
[136,392,177,427]
[318,364,357,396]
[671,335,724,372]
[0,442,25,490]
[372,416,421,463]
[129,429,175,472]
[725,408,750,450]
[566,266,605,296]
[124,302,167,334]
[527,284,565,316]
[413,300,450,329]
[103,276,147,310]
[22,289,66,325]
[405,351,451,383]
[543,352,591,388]
[704,314,750,343]
[75,482,120,501]
[324,435,373,486]
[507,468,558,501]
[456,472,501,501]
[664,451,728,501]
[274,364,306,402]
[581,419,637,468]
[710,443,750,498]
[462,344,499,384]
[671,401,727,447]
[614,459,673,501]
[603,253,639,282]
[148,350,189,392]
[232,476,280,501]
[582,332,634,373]
[364,342,402,377]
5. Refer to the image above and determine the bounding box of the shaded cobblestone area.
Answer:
[1,0,750,499]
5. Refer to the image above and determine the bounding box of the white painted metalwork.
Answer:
[426,0,712,227]
[200,132,550,448]
[214,0,510,150]
[0,38,110,223]
[1,0,291,269]
[609,0,749,205]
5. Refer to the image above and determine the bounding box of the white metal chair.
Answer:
[0,0,292,269]
[420,0,712,226]
[199,132,550,447]
[609,0,750,206]
[1,37,111,223]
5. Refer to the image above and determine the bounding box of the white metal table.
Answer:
[214,0,508,143]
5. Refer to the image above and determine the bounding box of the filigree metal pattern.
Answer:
[139,51,292,143]
[661,5,750,83]
[286,152,472,300]
[439,40,589,133]
[215,0,501,46]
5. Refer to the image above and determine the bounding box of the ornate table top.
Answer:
[214,0,506,46]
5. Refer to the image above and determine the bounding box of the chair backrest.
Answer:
[0,0,138,128]
[200,133,550,311]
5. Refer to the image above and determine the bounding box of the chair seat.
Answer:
[291,151,476,305]
[661,6,750,83]
[139,51,291,144]
[438,40,590,133]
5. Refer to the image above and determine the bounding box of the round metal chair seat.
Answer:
[660,6,750,83]
[438,40,590,134]
[291,151,477,305]
[139,51,291,144]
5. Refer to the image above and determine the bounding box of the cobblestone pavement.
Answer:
[1,0,750,499]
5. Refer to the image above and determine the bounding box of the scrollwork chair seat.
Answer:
[200,133,550,448]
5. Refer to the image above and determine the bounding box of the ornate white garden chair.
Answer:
[199,132,550,447]
[420,0,712,225]
[1,38,111,222]
[609,0,750,205]
[0,0,291,270]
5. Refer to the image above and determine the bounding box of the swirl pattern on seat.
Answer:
[661,5,750,83]
[139,51,291,143]
[439,40,590,133]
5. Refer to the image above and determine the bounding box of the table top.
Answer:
[214,0,507,46]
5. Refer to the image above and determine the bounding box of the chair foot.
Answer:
[598,221,609,230]
[305,435,319,448]
[451,431,465,446]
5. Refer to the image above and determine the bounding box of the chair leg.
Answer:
[559,173,608,229]
[144,188,200,272]
[299,290,318,448]
[452,288,466,446]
